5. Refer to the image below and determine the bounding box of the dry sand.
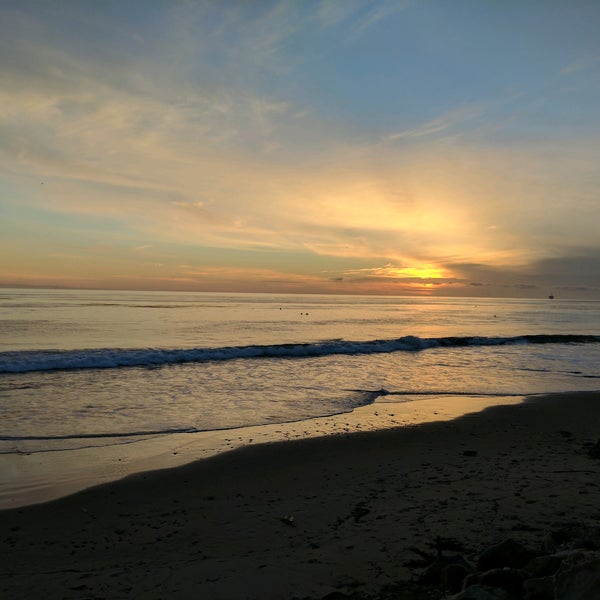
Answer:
[1,391,600,599]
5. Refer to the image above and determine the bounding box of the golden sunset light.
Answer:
[1,1,598,298]
[375,266,450,281]
[2,7,600,597]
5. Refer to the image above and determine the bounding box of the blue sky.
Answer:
[1,0,599,296]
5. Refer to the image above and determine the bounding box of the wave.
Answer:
[1,334,598,374]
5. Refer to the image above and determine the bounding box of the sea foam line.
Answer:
[0,334,598,374]
[0,427,197,442]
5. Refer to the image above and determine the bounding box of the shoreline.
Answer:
[2,390,599,599]
[0,393,527,509]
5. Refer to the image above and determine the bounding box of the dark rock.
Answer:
[449,584,516,599]
[552,548,595,567]
[376,581,448,599]
[464,568,526,598]
[442,562,474,594]
[420,553,474,586]
[477,539,534,571]
[523,576,554,600]
[555,553,600,600]
[522,553,564,578]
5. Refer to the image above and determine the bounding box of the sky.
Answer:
[1,0,599,298]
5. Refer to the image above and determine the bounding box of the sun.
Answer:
[377,265,449,280]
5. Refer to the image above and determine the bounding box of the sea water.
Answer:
[0,289,599,457]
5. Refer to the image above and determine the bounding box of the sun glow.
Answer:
[375,265,449,280]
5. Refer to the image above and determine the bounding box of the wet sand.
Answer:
[0,394,526,509]
[2,391,599,599]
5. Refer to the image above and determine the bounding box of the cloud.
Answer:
[2,48,597,268]
[344,0,412,40]
[1,1,599,297]
[444,251,600,297]
[314,0,363,29]
[559,54,600,76]
[384,105,484,143]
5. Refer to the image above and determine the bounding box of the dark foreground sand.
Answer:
[2,392,599,599]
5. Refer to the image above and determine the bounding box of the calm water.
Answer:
[0,289,599,455]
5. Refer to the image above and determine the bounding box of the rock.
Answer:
[448,584,516,599]
[420,554,474,586]
[560,548,600,568]
[553,548,592,563]
[442,562,473,594]
[554,551,600,599]
[523,576,554,600]
[463,568,526,598]
[477,539,533,571]
[522,553,564,578]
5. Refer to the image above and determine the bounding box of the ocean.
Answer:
[1,288,599,463]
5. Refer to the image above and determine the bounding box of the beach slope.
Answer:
[2,392,600,599]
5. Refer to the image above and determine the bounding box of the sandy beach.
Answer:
[2,391,600,599]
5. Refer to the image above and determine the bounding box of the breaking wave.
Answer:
[1,334,599,374]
